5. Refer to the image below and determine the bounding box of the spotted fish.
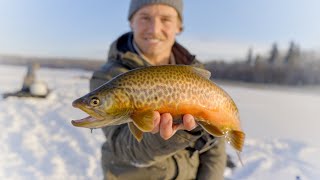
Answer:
[71,65,245,153]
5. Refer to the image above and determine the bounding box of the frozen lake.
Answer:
[1,65,319,179]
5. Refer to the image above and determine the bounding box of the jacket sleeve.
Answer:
[90,61,204,167]
[196,134,227,180]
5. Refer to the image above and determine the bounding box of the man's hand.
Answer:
[151,111,198,140]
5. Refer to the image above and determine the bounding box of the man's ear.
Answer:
[176,19,183,35]
[176,26,183,35]
[179,26,184,33]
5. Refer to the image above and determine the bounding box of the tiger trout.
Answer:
[71,65,245,153]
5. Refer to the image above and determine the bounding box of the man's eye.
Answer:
[162,18,171,22]
[141,16,150,21]
[161,17,174,24]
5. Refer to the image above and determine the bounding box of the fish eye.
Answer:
[90,97,100,107]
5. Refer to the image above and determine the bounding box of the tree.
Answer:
[268,43,279,65]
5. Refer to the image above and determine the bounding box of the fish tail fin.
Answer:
[227,130,245,166]
[227,130,245,152]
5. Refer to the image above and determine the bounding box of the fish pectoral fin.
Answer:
[192,66,211,79]
[226,130,245,152]
[198,121,224,137]
[128,122,143,142]
[130,109,154,132]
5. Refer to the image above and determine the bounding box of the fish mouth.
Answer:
[72,98,106,128]
[71,116,113,129]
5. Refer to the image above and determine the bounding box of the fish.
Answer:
[71,65,245,153]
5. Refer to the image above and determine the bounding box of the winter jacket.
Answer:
[90,32,227,180]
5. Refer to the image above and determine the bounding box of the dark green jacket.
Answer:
[90,32,226,180]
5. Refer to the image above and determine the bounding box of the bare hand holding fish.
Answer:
[71,65,245,154]
[151,112,198,140]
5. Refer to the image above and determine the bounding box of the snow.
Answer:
[221,82,320,179]
[1,65,320,179]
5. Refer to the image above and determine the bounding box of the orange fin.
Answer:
[192,66,211,79]
[198,121,224,137]
[130,109,154,132]
[226,130,245,152]
[128,122,143,142]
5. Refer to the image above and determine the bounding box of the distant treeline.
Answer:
[0,54,105,71]
[206,41,320,85]
[2,43,320,86]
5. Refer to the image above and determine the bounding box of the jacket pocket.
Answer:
[172,150,199,180]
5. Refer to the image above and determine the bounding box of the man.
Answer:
[21,62,49,97]
[21,62,39,93]
[3,62,49,99]
[90,0,227,179]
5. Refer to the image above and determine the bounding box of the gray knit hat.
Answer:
[128,0,183,21]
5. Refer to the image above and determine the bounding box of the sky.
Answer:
[0,0,320,61]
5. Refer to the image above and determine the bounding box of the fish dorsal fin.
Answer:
[198,121,224,137]
[128,122,144,142]
[130,109,154,132]
[192,66,211,79]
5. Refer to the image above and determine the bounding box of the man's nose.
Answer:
[148,18,162,35]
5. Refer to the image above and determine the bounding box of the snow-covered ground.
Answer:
[1,65,320,180]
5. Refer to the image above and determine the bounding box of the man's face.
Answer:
[130,4,182,59]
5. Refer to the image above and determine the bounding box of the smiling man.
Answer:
[129,2,182,65]
[90,0,227,179]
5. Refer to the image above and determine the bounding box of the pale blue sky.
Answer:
[0,0,319,61]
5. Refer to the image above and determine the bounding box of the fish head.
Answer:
[71,88,124,128]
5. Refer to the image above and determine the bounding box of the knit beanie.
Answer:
[128,0,183,21]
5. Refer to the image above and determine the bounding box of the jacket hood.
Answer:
[107,32,197,68]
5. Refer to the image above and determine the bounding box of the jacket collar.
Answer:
[107,32,196,69]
